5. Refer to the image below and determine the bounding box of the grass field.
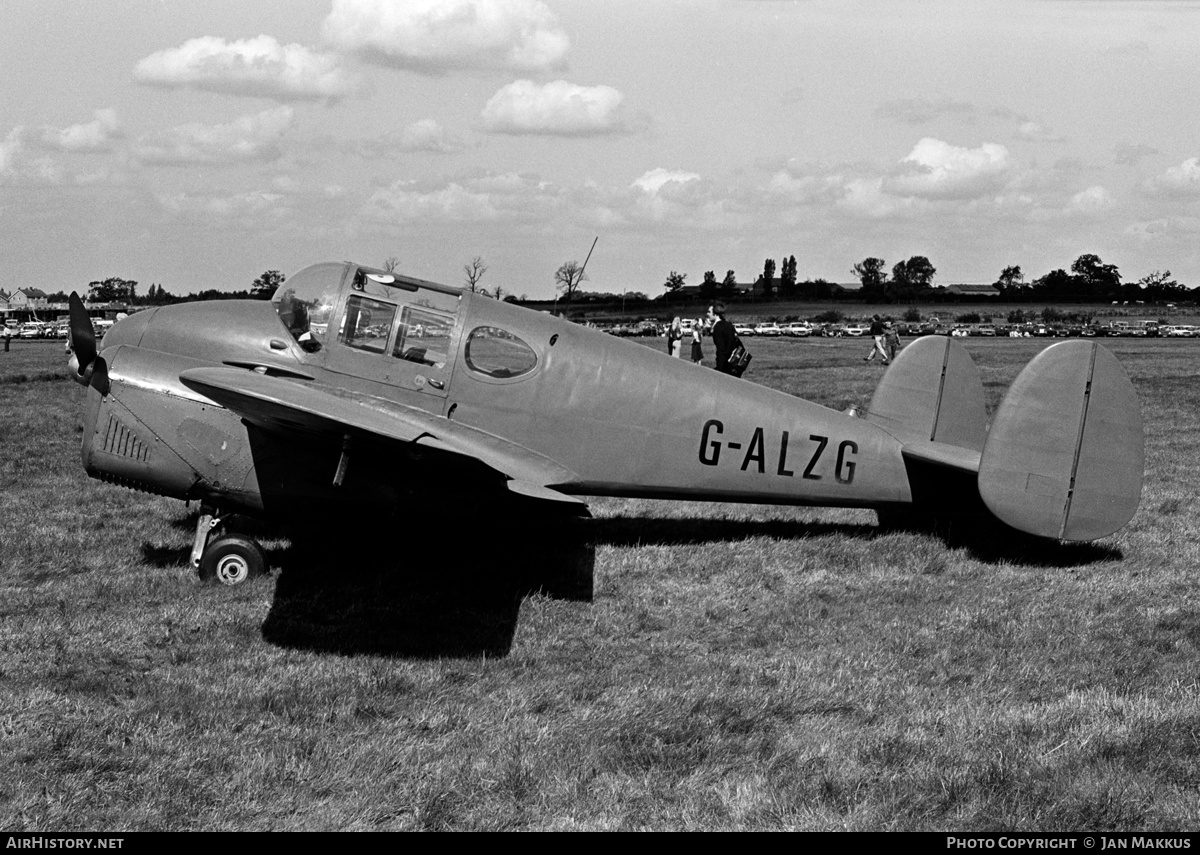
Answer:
[2,334,1199,831]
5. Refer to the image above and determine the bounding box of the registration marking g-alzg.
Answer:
[698,419,857,484]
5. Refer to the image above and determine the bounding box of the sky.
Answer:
[5,0,1200,300]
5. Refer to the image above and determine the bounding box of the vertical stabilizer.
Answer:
[978,341,1143,541]
[866,335,987,451]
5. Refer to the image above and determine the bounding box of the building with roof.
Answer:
[8,288,49,311]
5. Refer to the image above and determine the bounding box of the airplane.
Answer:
[66,260,1144,588]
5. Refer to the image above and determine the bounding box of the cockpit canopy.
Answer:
[272,262,344,352]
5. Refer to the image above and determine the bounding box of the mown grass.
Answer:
[2,336,1200,830]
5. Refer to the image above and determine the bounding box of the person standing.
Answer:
[709,303,737,374]
[690,316,705,364]
[884,321,902,362]
[667,317,684,357]
[864,314,890,365]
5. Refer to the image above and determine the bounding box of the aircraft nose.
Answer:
[102,308,156,349]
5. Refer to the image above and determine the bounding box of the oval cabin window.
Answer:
[465,327,538,378]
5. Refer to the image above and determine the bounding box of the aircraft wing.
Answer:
[178,366,584,504]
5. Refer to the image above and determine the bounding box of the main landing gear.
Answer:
[191,505,267,586]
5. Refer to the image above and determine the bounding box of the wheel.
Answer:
[199,534,266,586]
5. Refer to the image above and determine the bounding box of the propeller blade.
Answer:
[68,292,96,376]
[90,355,110,396]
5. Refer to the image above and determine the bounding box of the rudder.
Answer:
[866,335,987,451]
[978,341,1143,541]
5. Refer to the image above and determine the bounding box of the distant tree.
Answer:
[1070,253,1121,297]
[463,256,488,292]
[995,265,1025,293]
[903,306,922,322]
[1136,269,1184,303]
[1033,268,1078,298]
[720,270,738,300]
[700,270,719,301]
[664,270,687,297]
[491,284,507,302]
[251,270,285,300]
[852,257,888,302]
[383,256,399,273]
[554,260,588,305]
[757,258,777,301]
[779,255,798,298]
[889,256,935,301]
[87,277,137,303]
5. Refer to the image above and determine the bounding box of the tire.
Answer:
[199,534,266,586]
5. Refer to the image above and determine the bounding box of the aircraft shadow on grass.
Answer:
[140,511,1121,660]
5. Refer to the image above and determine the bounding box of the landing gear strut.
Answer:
[191,506,266,586]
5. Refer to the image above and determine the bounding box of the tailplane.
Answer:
[867,336,1143,542]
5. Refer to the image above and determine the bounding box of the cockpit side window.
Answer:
[393,306,453,368]
[339,295,396,354]
[465,326,538,378]
[272,263,343,353]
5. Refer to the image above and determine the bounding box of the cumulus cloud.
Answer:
[625,168,738,227]
[134,36,357,101]
[136,106,295,166]
[481,80,626,136]
[838,177,922,219]
[1067,185,1114,215]
[363,179,501,223]
[322,0,568,74]
[158,189,287,219]
[350,120,471,157]
[39,109,121,152]
[397,119,467,153]
[0,127,24,174]
[886,137,1010,200]
[874,98,976,125]
[632,168,700,195]
[766,160,857,206]
[1146,157,1200,196]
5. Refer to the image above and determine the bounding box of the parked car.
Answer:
[784,322,812,337]
[754,323,782,336]
[734,324,755,336]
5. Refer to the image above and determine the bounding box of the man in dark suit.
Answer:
[708,302,737,374]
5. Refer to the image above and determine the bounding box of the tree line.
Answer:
[60,252,1195,313]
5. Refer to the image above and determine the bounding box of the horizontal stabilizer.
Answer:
[901,439,982,474]
[978,341,1143,541]
[866,335,987,451]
